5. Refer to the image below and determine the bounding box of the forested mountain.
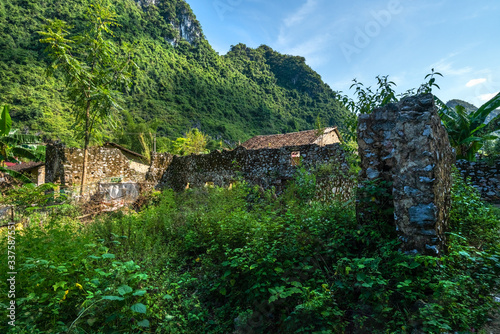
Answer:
[0,0,347,148]
[445,99,478,113]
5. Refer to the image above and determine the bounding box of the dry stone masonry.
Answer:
[40,97,498,256]
[153,144,355,201]
[456,158,500,203]
[357,94,455,256]
[45,142,356,203]
[45,143,149,199]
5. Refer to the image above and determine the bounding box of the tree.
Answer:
[0,105,43,183]
[39,0,136,197]
[437,92,500,161]
[112,111,159,163]
[168,128,209,155]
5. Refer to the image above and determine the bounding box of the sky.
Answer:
[185,0,500,107]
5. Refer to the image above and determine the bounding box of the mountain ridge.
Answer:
[0,0,347,149]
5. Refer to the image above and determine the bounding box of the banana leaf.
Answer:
[0,167,34,184]
[0,105,12,136]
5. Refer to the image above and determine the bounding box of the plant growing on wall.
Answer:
[335,70,500,162]
[39,0,137,197]
[335,75,399,143]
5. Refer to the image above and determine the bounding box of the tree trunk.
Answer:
[79,101,91,199]
[80,140,89,199]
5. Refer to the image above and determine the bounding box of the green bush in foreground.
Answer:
[1,171,499,333]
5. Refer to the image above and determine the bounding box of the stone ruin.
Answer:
[45,143,149,205]
[357,94,455,255]
[150,143,355,201]
[44,141,356,204]
[41,94,461,256]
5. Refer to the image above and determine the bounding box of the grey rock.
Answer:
[409,203,437,227]
[366,168,380,179]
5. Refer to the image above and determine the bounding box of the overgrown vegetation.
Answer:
[1,0,499,333]
[1,170,498,333]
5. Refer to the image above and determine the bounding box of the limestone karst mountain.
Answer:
[0,0,347,146]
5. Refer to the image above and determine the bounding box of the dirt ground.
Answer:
[482,309,500,334]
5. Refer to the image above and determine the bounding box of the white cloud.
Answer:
[283,33,328,55]
[283,0,318,27]
[479,92,498,101]
[466,78,487,87]
[430,54,472,76]
[433,61,472,76]
[274,0,334,67]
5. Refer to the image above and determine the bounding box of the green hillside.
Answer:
[0,0,347,148]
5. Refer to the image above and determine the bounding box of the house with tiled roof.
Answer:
[241,127,341,150]
[5,161,45,185]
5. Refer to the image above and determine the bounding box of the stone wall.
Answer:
[456,158,500,203]
[44,143,354,202]
[155,144,355,201]
[45,143,149,199]
[146,153,174,184]
[357,94,455,255]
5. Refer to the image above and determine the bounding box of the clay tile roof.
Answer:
[103,142,148,161]
[6,161,44,172]
[241,127,340,150]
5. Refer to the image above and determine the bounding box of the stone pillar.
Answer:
[357,94,455,255]
[45,142,67,185]
[357,103,399,225]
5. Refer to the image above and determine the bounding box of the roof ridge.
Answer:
[241,127,339,150]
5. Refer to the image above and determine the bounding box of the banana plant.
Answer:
[0,105,44,183]
[437,92,500,161]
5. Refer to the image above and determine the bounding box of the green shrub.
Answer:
[449,168,500,246]
[0,217,151,333]
[1,167,499,333]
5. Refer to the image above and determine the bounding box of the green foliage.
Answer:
[1,0,347,147]
[0,104,12,135]
[0,218,150,333]
[110,110,157,160]
[39,0,138,194]
[356,178,395,224]
[336,70,500,163]
[0,183,67,211]
[38,0,137,147]
[0,105,44,182]
[481,138,500,158]
[415,70,500,161]
[281,167,317,202]
[341,75,398,116]
[167,128,210,155]
[2,169,498,333]
[334,74,399,144]
[415,68,443,95]
[449,168,500,246]
[438,93,500,160]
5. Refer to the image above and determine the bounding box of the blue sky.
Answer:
[186,0,500,107]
